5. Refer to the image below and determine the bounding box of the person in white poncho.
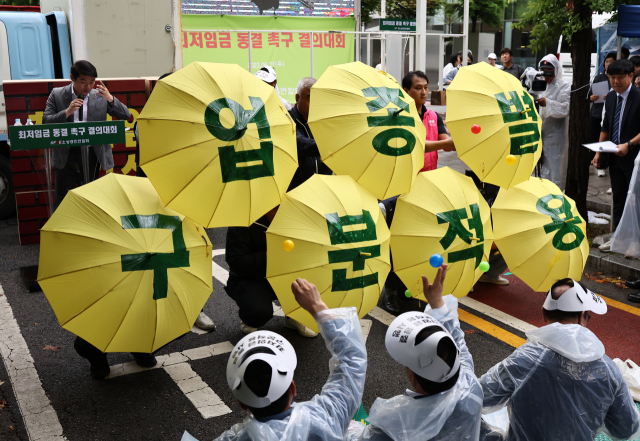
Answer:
[215,278,367,441]
[480,278,640,441]
[537,54,571,189]
[346,265,485,441]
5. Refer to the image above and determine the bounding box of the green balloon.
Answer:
[479,261,490,272]
[404,290,412,298]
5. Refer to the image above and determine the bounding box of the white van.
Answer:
[556,13,612,85]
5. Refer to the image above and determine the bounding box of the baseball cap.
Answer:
[226,330,297,408]
[488,53,497,60]
[255,66,277,83]
[543,280,607,315]
[385,312,461,383]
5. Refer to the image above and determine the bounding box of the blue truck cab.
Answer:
[0,9,72,218]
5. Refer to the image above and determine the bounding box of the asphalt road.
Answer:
[0,222,637,441]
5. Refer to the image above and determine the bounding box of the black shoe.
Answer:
[90,363,111,380]
[625,279,640,290]
[628,292,640,303]
[379,288,401,315]
[132,353,157,368]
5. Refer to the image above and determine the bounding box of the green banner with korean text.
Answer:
[9,121,126,151]
[181,15,355,103]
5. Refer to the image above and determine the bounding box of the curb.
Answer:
[586,200,611,215]
[587,250,640,280]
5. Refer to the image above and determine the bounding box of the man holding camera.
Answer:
[537,55,571,189]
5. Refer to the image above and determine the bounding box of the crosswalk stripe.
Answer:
[0,283,67,441]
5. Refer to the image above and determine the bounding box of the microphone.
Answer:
[77,94,85,121]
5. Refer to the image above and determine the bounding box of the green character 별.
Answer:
[205,96,275,183]
[494,91,540,156]
[326,210,381,291]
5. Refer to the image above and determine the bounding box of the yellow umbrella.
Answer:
[491,177,589,292]
[446,62,543,189]
[390,167,494,300]
[37,174,213,353]
[266,174,390,332]
[308,61,426,200]
[138,62,297,228]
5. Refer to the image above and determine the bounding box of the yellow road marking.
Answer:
[599,295,640,318]
[458,309,527,348]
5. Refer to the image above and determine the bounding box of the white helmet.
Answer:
[226,331,297,408]
[543,280,607,315]
[385,312,461,383]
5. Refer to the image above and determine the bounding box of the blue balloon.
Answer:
[429,254,444,268]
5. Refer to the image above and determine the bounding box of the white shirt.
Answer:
[614,83,632,141]
[71,90,89,122]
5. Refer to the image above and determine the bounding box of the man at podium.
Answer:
[43,60,131,208]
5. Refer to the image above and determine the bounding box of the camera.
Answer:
[521,67,554,93]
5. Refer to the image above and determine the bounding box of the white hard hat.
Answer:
[226,330,297,408]
[543,280,607,315]
[385,312,461,383]
[255,66,277,83]
[488,53,498,60]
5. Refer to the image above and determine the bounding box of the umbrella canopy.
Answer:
[138,61,297,228]
[38,174,213,353]
[266,174,390,332]
[492,177,589,292]
[446,62,542,189]
[308,61,426,200]
[390,167,494,300]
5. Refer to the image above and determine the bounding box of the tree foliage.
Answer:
[385,0,444,20]
[0,0,40,5]
[445,0,506,32]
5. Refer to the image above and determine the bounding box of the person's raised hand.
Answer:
[291,278,328,316]
[421,264,448,309]
[96,80,114,104]
[65,98,84,118]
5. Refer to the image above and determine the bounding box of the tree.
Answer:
[361,0,381,24]
[385,0,444,20]
[445,0,505,33]
[0,0,40,5]
[514,0,620,220]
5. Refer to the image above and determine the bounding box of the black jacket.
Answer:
[288,105,332,190]
[589,72,610,119]
[602,85,640,168]
[225,215,271,281]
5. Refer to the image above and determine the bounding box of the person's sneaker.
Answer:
[606,188,612,195]
[599,240,611,252]
[284,316,318,338]
[597,169,606,177]
[195,311,216,331]
[478,274,510,285]
[378,287,401,315]
[132,353,157,368]
[240,321,258,334]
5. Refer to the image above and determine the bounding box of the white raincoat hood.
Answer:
[526,323,605,363]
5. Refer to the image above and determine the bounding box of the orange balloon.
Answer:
[283,240,294,251]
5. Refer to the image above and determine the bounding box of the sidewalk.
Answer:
[436,151,640,281]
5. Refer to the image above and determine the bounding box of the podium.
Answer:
[8,120,126,291]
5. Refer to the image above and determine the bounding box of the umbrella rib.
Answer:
[103,271,148,352]
[59,270,134,326]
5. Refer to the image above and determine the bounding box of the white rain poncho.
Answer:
[480,322,640,441]
[350,295,483,441]
[611,154,640,257]
[537,54,570,189]
[214,307,367,441]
